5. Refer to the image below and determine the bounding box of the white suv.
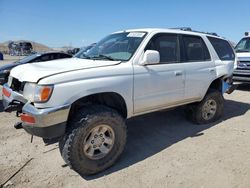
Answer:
[2,28,236,175]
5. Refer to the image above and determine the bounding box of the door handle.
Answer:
[175,71,183,76]
[209,69,215,73]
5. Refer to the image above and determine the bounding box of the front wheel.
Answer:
[185,90,224,124]
[59,105,127,175]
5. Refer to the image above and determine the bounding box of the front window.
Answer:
[235,37,250,52]
[75,32,147,61]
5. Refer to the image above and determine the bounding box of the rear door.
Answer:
[180,35,216,100]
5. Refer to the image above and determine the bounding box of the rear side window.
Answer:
[208,37,235,61]
[182,35,211,62]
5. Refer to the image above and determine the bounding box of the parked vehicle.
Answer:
[233,32,250,83]
[8,41,33,56]
[2,28,236,175]
[67,48,80,55]
[0,51,3,60]
[0,52,72,85]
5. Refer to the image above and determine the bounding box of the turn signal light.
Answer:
[40,87,53,102]
[3,87,11,97]
[20,114,36,124]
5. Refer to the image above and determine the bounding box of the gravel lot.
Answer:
[0,56,249,188]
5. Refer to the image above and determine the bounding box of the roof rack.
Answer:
[171,27,219,37]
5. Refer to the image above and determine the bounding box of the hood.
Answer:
[10,57,121,83]
[236,52,250,61]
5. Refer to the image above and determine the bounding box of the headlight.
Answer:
[23,83,54,103]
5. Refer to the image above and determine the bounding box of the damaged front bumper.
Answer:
[2,84,71,138]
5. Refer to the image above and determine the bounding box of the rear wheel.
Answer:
[185,90,224,124]
[59,105,127,175]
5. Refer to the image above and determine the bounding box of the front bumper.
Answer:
[2,84,71,138]
[233,69,250,83]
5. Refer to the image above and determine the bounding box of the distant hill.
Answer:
[0,40,52,54]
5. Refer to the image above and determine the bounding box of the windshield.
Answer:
[235,37,250,52]
[75,32,147,61]
[17,54,40,63]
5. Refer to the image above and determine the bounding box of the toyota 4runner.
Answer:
[2,28,236,175]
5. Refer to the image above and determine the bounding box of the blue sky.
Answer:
[0,0,249,47]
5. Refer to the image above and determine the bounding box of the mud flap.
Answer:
[222,81,237,94]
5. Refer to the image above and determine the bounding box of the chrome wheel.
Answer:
[202,99,217,120]
[83,124,115,160]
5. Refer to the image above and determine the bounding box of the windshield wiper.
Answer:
[91,54,116,61]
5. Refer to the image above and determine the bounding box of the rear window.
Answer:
[208,37,235,61]
[182,35,211,62]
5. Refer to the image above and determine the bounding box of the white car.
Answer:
[233,31,250,82]
[2,28,236,175]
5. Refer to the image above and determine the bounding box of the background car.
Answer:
[233,32,250,83]
[0,51,72,85]
[0,51,3,60]
[67,48,80,55]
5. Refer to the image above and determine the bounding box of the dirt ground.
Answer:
[0,55,250,188]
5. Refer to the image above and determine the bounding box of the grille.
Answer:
[10,78,25,92]
[237,61,250,70]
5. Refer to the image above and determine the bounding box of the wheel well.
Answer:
[68,92,127,119]
[208,77,223,92]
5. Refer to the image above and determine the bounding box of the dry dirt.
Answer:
[0,56,250,188]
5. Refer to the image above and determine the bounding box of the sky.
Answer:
[0,0,249,47]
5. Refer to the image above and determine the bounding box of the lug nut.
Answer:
[93,145,96,148]
[94,134,98,138]
[100,134,103,137]
[91,140,94,144]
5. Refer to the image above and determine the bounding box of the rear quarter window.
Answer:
[208,37,235,61]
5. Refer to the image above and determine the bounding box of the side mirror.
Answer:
[140,50,160,65]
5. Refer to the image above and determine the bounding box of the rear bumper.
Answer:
[2,84,71,138]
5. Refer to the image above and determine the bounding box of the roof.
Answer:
[114,28,224,40]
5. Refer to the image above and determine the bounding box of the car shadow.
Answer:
[236,83,250,91]
[82,99,249,180]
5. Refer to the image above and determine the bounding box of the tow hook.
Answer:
[14,122,23,129]
[4,101,23,113]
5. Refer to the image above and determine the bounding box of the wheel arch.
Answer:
[68,92,128,120]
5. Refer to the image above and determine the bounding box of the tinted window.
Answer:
[40,55,50,61]
[182,35,210,62]
[208,37,235,61]
[60,54,71,58]
[146,34,179,63]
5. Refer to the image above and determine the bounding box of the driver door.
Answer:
[133,33,185,114]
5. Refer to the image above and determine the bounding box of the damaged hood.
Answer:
[10,57,121,83]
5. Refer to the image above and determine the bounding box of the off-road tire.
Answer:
[185,90,224,124]
[59,105,127,175]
